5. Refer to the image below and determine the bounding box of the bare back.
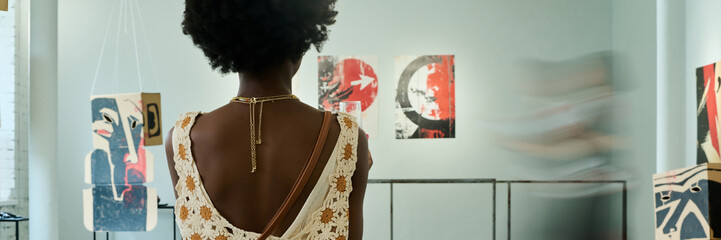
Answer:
[165,100,369,239]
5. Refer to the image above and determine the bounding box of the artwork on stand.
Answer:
[83,93,161,232]
[394,55,455,139]
[654,163,721,240]
[698,62,721,164]
[318,55,379,138]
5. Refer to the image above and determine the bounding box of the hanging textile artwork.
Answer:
[318,55,379,138]
[83,93,161,231]
[697,62,721,164]
[653,163,721,240]
[394,55,456,139]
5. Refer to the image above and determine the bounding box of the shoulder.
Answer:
[164,111,202,161]
[175,111,203,129]
[164,126,176,153]
[342,111,368,176]
[164,126,177,174]
[355,128,369,172]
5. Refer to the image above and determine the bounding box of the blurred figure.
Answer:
[497,51,626,239]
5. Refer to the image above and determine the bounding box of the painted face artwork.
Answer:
[83,93,160,232]
[395,55,456,139]
[697,62,721,164]
[318,56,379,138]
[654,164,721,240]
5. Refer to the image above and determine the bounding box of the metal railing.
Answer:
[368,179,627,240]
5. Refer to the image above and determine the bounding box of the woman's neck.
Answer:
[236,62,296,97]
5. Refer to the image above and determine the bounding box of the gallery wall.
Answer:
[685,0,721,167]
[655,0,721,174]
[51,0,656,239]
[651,1,721,238]
[657,0,687,172]
[611,0,657,238]
[28,0,59,237]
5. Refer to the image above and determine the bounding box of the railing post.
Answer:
[390,182,394,240]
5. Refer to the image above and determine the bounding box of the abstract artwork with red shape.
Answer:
[395,55,455,139]
[697,62,721,164]
[82,93,159,232]
[318,56,379,138]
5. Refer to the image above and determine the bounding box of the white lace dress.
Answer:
[172,112,358,240]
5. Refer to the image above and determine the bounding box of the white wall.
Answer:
[321,1,614,239]
[51,0,663,239]
[654,0,721,172]
[657,0,687,172]
[652,1,721,239]
[612,0,657,239]
[28,0,59,237]
[685,0,721,166]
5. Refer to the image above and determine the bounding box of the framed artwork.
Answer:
[318,55,379,138]
[697,62,721,164]
[394,55,455,139]
[83,93,161,231]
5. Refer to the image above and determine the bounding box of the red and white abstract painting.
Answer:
[697,62,721,164]
[395,55,456,139]
[318,56,379,138]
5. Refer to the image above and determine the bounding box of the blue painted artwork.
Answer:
[83,93,160,232]
[654,163,721,239]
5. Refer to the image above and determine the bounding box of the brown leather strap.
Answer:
[257,111,333,240]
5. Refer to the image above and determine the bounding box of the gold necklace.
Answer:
[230,94,299,173]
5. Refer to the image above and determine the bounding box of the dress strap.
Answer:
[258,111,333,240]
[171,112,202,179]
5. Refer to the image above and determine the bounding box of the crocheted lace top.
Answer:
[172,112,358,240]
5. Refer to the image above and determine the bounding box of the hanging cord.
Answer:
[89,0,120,96]
[122,0,128,34]
[132,0,161,90]
[90,0,158,95]
[111,0,125,94]
[128,0,143,91]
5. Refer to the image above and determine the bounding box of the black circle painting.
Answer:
[395,55,456,139]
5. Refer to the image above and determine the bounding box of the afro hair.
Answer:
[182,0,338,74]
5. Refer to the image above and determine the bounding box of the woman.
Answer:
[164,0,370,239]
